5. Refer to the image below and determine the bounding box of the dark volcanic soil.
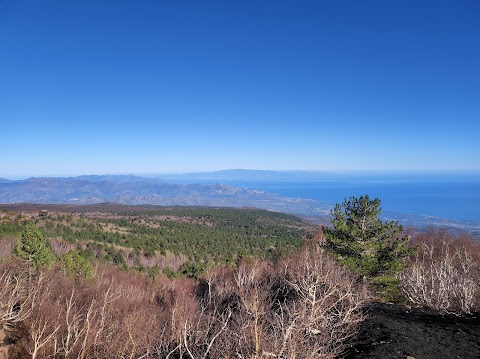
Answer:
[345,303,480,359]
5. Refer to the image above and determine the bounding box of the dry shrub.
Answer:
[175,245,367,359]
[0,237,14,260]
[7,264,165,359]
[153,277,198,357]
[266,245,367,358]
[400,229,480,315]
[2,245,367,358]
[50,238,77,256]
[0,261,41,334]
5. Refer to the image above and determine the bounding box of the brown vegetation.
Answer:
[400,229,480,315]
[0,243,367,358]
[1,263,164,358]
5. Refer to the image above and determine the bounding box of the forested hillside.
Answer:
[0,204,316,277]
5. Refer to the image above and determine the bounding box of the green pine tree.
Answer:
[59,250,93,278]
[324,195,413,298]
[14,223,55,268]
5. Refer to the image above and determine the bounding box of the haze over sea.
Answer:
[166,173,480,223]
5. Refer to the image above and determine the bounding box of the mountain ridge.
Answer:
[0,175,328,215]
[152,169,350,180]
[1,174,479,236]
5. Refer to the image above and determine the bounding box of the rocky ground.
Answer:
[345,302,480,359]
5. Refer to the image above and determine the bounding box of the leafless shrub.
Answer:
[154,278,198,358]
[2,244,368,358]
[0,237,14,260]
[50,238,76,256]
[0,261,43,335]
[265,245,367,359]
[4,263,165,359]
[400,230,480,315]
[231,259,272,358]
[187,247,367,359]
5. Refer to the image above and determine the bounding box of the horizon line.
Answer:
[2,168,480,180]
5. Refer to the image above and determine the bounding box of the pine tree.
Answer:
[14,223,55,268]
[324,195,411,279]
[59,250,93,277]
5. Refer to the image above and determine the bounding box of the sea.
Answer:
[168,173,480,224]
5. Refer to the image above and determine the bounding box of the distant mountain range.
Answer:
[1,173,479,236]
[154,169,350,180]
[0,175,330,216]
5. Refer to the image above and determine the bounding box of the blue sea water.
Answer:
[170,174,480,223]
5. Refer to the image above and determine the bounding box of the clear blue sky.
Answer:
[1,0,479,177]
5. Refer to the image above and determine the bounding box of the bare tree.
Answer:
[265,245,367,358]
[400,231,480,315]
[0,262,46,343]
[27,315,60,359]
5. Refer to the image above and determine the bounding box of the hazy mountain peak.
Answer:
[0,175,327,215]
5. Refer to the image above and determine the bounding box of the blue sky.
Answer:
[1,0,479,177]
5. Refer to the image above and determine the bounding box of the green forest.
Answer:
[0,205,316,277]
